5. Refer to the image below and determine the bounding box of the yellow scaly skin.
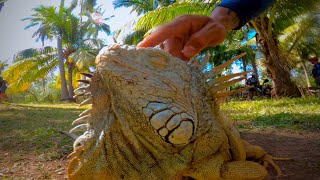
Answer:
[68,44,276,179]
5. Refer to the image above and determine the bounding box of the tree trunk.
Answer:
[301,60,311,88]
[57,0,69,100]
[252,16,301,97]
[67,62,75,99]
[42,78,46,93]
[242,59,248,84]
[57,29,69,100]
[250,57,260,85]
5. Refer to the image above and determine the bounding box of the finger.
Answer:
[137,25,173,47]
[137,15,210,48]
[164,38,189,61]
[182,20,227,58]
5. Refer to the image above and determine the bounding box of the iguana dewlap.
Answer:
[67,44,276,179]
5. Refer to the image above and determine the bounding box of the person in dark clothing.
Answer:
[246,75,258,99]
[0,76,8,102]
[0,76,7,93]
[247,75,258,87]
[138,0,276,60]
[310,57,320,88]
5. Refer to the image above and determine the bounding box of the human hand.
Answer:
[137,6,240,61]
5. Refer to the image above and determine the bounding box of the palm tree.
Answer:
[249,0,319,97]
[23,1,110,100]
[23,5,71,100]
[279,13,320,88]
[6,5,108,96]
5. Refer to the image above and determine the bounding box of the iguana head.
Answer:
[91,44,211,145]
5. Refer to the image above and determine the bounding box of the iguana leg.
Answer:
[180,151,267,180]
[220,161,267,179]
[242,139,291,176]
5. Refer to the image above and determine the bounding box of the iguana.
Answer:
[67,44,284,179]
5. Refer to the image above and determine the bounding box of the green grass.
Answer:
[222,97,320,130]
[0,103,87,159]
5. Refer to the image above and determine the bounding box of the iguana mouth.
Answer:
[143,101,194,145]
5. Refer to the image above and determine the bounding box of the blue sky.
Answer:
[0,0,137,65]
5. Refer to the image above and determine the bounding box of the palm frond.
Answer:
[3,47,58,93]
[273,0,320,34]
[136,2,214,31]
[123,29,146,45]
[71,50,96,70]
[279,14,320,52]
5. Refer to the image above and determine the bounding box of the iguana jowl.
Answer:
[67,44,282,179]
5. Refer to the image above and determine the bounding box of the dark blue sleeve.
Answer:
[218,0,276,29]
[316,63,320,77]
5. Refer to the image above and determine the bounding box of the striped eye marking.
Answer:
[143,102,194,145]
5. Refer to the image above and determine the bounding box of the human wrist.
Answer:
[210,6,240,31]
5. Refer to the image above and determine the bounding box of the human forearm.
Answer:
[210,6,240,31]
[218,0,276,29]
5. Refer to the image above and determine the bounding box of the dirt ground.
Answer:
[1,129,320,179]
[242,129,320,180]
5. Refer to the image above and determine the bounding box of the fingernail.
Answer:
[183,46,197,58]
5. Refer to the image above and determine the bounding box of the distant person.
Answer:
[247,75,258,87]
[246,75,258,99]
[310,57,320,88]
[0,76,7,94]
[0,76,8,102]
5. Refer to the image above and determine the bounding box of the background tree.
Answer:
[23,5,71,100]
[21,1,110,100]
[279,13,320,88]
[134,0,320,97]
[5,3,109,97]
[250,0,319,96]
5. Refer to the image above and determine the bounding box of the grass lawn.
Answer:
[222,97,320,130]
[0,103,88,179]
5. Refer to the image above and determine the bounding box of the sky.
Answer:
[0,0,137,65]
